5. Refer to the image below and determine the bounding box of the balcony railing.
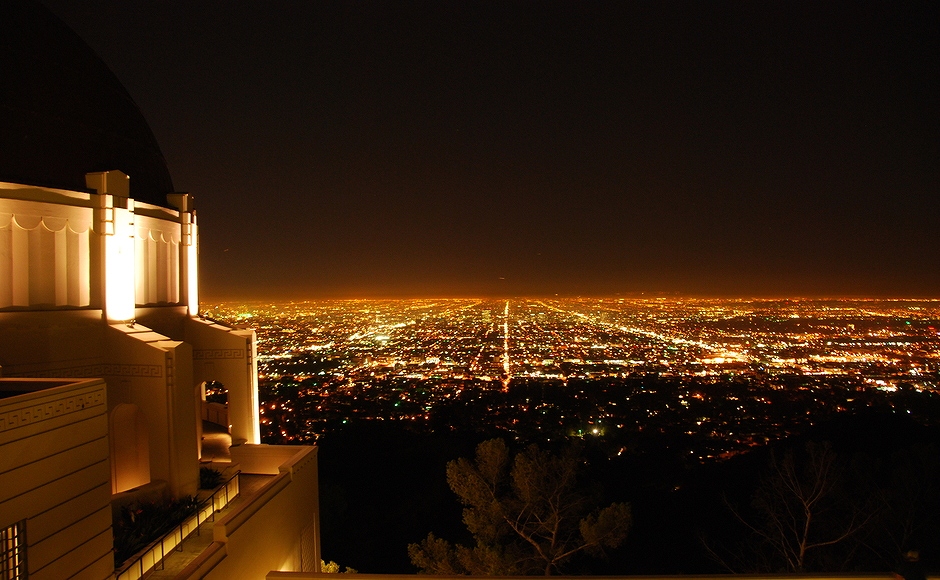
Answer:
[115,471,241,580]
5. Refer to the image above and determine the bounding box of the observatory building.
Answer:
[0,1,320,578]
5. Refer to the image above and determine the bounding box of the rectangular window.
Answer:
[1,521,25,580]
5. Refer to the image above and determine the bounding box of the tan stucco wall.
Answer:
[185,316,260,445]
[104,323,199,497]
[179,445,321,579]
[0,378,114,580]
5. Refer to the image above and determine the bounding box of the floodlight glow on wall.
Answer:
[87,171,137,322]
[105,205,136,321]
[183,214,198,316]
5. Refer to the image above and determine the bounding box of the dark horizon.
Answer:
[41,0,940,300]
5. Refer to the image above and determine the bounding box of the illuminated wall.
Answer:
[0,378,114,580]
[0,176,307,578]
[0,185,94,309]
[135,213,181,306]
[186,317,261,445]
[180,446,321,578]
[0,176,207,499]
[0,173,196,316]
[103,323,199,497]
[109,403,151,494]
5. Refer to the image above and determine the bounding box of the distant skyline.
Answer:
[41,1,939,300]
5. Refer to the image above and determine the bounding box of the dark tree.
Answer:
[409,438,631,575]
[718,442,876,572]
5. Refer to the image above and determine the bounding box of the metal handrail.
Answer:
[115,470,241,580]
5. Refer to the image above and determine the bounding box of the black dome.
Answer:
[1,0,174,206]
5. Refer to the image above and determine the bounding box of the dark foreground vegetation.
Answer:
[113,496,199,566]
[316,411,939,575]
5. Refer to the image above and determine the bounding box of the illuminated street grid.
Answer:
[204,298,940,460]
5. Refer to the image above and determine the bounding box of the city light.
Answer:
[205,297,940,460]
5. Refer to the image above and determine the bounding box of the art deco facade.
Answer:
[0,1,320,578]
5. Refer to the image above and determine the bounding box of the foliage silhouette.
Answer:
[708,442,869,572]
[409,438,631,575]
[199,466,224,489]
[113,496,199,566]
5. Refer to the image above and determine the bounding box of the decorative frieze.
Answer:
[193,349,246,360]
[0,387,105,433]
[5,363,163,379]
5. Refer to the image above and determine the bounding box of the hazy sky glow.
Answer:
[42,1,939,300]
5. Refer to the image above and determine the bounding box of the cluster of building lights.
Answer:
[205,298,940,460]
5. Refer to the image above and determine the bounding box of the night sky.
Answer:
[40,1,939,300]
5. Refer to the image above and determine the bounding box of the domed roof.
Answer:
[0,0,174,206]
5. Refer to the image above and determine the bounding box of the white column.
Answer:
[103,202,136,321]
[185,216,198,316]
[88,171,136,321]
[169,192,199,317]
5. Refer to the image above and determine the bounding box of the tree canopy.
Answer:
[408,438,631,575]
[710,440,940,573]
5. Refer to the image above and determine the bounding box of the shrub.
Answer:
[114,496,199,566]
[200,466,224,489]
